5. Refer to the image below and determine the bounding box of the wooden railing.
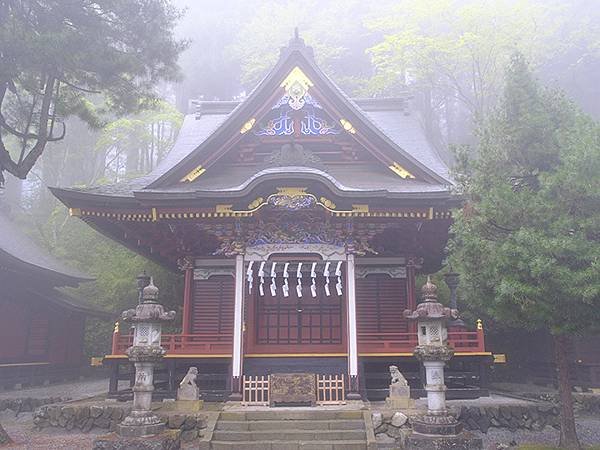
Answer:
[111,327,484,356]
[357,328,485,354]
[111,332,233,356]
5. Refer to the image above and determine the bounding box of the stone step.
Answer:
[216,419,365,431]
[212,429,366,442]
[210,439,368,450]
[219,410,364,421]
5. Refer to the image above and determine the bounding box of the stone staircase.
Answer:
[209,409,376,449]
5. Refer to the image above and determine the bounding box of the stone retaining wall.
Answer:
[0,397,67,413]
[520,392,600,415]
[457,404,560,433]
[372,403,561,443]
[33,404,207,443]
[372,410,409,447]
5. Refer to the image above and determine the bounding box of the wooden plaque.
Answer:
[269,373,316,406]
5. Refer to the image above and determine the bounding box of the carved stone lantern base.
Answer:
[118,410,165,438]
[403,430,482,450]
[92,429,181,450]
[411,413,463,435]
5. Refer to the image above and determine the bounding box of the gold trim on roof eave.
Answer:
[389,162,415,179]
[74,206,452,222]
[240,118,256,134]
[180,165,206,183]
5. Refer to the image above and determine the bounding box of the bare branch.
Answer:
[47,121,66,142]
[12,75,59,178]
[0,112,40,140]
[58,77,101,94]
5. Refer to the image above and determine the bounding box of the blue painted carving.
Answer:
[301,110,340,135]
[255,92,341,136]
[255,109,294,136]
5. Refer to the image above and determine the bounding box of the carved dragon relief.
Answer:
[212,213,381,257]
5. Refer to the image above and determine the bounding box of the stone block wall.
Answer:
[33,404,207,443]
[456,404,560,433]
[0,397,68,413]
[372,403,562,443]
[520,392,600,415]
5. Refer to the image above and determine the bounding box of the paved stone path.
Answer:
[0,382,599,449]
[0,378,109,402]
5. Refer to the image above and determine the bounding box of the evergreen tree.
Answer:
[0,0,186,185]
[450,53,600,449]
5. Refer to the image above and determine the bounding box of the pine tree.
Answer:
[0,0,186,185]
[450,53,600,449]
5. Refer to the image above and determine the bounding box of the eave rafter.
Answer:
[68,186,453,223]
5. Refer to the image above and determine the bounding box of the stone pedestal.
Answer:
[385,383,413,409]
[403,430,482,450]
[422,360,448,415]
[161,400,204,413]
[93,429,181,450]
[117,347,167,437]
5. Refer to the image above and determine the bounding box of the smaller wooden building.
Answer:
[0,210,108,386]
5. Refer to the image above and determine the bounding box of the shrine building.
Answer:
[0,210,109,386]
[51,34,490,402]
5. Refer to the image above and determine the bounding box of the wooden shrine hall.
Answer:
[51,33,490,402]
[0,209,109,387]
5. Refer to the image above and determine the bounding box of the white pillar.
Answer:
[346,253,360,398]
[423,360,447,415]
[231,254,244,391]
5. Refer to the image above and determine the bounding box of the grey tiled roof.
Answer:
[65,99,451,198]
[53,37,454,201]
[362,109,452,182]
[146,165,449,196]
[71,113,229,197]
[0,212,92,284]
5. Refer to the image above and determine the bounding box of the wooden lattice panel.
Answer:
[317,374,346,405]
[242,375,270,405]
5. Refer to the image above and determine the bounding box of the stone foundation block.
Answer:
[403,430,482,450]
[385,397,414,409]
[92,429,180,450]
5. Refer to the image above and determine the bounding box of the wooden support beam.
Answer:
[182,267,193,334]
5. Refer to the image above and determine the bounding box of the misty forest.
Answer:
[0,1,599,449]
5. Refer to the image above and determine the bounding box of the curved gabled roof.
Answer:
[0,212,93,286]
[51,33,454,207]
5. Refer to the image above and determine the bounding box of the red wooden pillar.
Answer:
[182,267,193,334]
[406,258,418,335]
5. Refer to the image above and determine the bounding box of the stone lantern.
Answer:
[404,276,481,449]
[118,278,176,437]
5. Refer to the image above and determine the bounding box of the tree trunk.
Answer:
[554,334,581,449]
[0,421,12,445]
